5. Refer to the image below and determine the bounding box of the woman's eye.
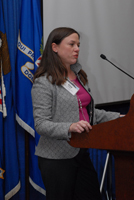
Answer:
[69,43,80,47]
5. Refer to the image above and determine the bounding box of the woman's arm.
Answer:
[31,76,72,140]
[93,108,120,125]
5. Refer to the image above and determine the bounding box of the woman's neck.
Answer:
[67,68,76,81]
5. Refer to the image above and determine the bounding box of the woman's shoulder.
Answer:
[32,75,54,94]
[34,74,52,85]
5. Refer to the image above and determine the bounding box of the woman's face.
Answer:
[52,33,80,68]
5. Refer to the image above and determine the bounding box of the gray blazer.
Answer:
[31,63,120,159]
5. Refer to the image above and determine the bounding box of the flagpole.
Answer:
[25,131,29,200]
[42,0,45,47]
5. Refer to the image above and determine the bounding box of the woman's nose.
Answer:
[74,45,79,52]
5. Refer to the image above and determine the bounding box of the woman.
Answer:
[31,27,120,200]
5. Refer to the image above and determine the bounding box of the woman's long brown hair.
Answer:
[33,27,88,85]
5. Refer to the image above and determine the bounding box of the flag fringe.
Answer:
[29,177,46,196]
[16,114,35,137]
[0,60,7,117]
[5,181,21,200]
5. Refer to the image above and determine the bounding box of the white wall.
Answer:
[43,0,134,104]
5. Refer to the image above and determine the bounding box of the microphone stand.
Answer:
[100,54,134,200]
[100,54,134,80]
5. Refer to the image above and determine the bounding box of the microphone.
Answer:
[100,54,134,80]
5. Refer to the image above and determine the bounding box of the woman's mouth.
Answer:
[74,55,78,58]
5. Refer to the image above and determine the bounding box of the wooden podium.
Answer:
[68,94,134,200]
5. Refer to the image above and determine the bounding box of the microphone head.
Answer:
[100,54,107,60]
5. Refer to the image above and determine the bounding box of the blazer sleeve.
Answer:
[93,108,120,125]
[31,76,72,140]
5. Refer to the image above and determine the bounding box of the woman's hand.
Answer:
[120,114,125,117]
[69,120,92,134]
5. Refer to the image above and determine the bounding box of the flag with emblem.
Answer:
[16,0,45,196]
[0,0,20,198]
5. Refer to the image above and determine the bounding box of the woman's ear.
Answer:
[52,43,58,53]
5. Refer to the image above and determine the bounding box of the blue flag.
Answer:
[0,0,20,198]
[16,0,46,196]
